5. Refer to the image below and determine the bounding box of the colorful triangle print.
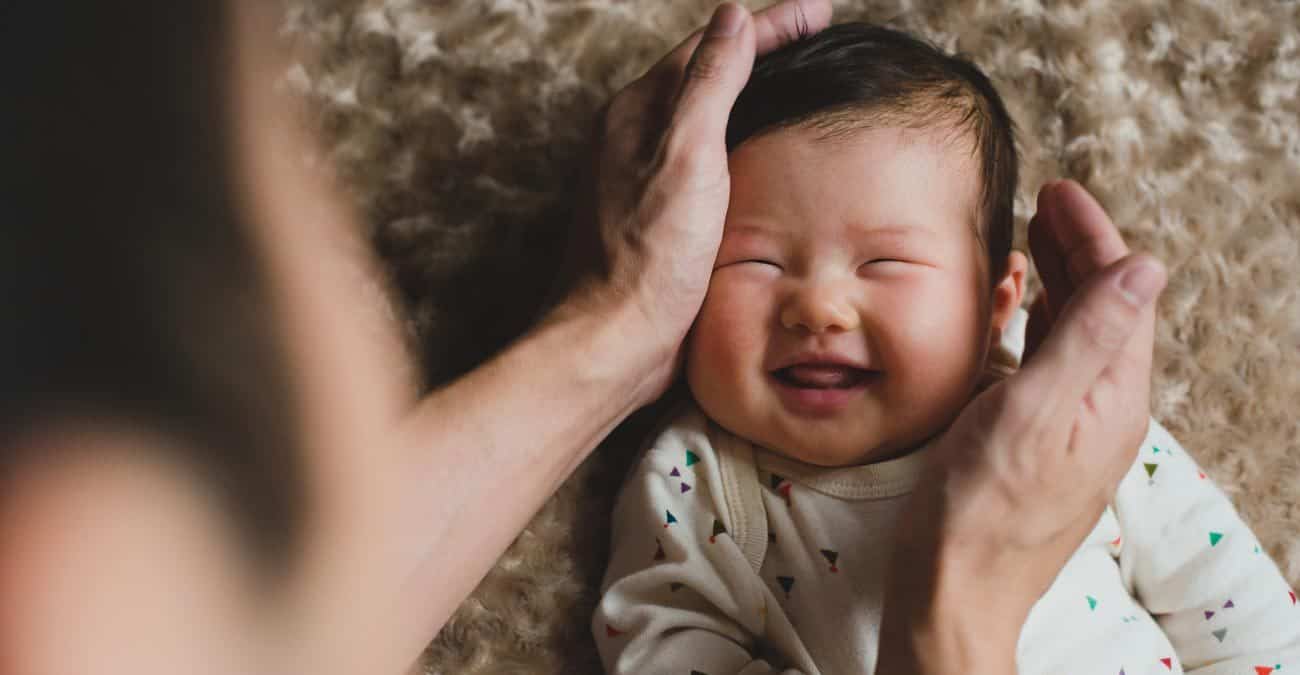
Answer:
[1255,667,1274,675]
[820,549,839,573]
[685,450,700,467]
[778,482,792,506]
[1289,590,1296,604]
[664,510,677,527]
[770,473,785,490]
[606,624,624,638]
[777,575,795,598]
[1144,463,1159,479]
[1161,657,1172,670]
[710,519,726,543]
[1205,610,1215,620]
[670,467,680,477]
[1087,595,1098,611]
[1223,598,1235,608]
[681,482,692,493]
[1212,628,1227,642]
[1209,531,1224,546]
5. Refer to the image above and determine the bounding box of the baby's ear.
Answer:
[990,250,1028,337]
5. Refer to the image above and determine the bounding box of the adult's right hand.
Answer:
[877,180,1168,673]
[552,0,833,407]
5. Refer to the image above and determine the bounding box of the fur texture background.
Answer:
[281,1,1300,672]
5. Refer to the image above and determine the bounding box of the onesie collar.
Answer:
[752,436,934,500]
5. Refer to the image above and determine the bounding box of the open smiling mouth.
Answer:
[771,365,878,389]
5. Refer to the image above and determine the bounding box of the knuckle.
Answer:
[1077,301,1132,351]
[660,126,702,166]
[1020,461,1058,501]
[685,46,725,83]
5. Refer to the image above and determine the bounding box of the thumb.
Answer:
[1022,292,1050,363]
[669,3,755,146]
[1015,253,1166,416]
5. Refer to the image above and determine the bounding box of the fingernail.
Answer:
[707,2,744,37]
[1118,259,1166,306]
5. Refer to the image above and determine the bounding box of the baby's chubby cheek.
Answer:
[683,300,767,428]
[884,313,989,432]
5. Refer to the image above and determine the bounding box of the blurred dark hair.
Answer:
[0,2,301,569]
[726,22,1019,284]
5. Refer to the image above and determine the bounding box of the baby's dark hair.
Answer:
[727,22,1019,285]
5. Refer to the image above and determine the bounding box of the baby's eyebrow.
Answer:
[725,222,790,239]
[847,223,940,243]
[725,221,940,240]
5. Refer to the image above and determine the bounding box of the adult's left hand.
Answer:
[554,0,834,406]
[877,180,1166,673]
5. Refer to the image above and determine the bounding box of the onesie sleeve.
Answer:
[593,424,806,675]
[1113,418,1300,673]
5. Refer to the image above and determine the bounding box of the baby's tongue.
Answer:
[780,365,862,388]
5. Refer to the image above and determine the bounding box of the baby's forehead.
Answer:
[730,120,982,205]
[804,123,985,226]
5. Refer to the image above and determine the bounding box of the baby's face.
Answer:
[686,125,997,466]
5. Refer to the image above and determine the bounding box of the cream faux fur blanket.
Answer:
[284,1,1300,672]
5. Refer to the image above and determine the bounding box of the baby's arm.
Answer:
[1114,418,1300,673]
[594,429,808,675]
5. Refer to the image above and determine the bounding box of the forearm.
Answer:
[384,299,670,666]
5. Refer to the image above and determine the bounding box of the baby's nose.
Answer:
[779,285,860,334]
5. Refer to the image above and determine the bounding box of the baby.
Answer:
[593,23,1300,675]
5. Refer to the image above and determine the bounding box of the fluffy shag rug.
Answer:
[282,1,1300,672]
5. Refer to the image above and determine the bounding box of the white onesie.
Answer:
[593,313,1300,675]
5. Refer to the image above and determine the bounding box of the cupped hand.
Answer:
[879,180,1168,672]
[554,0,833,405]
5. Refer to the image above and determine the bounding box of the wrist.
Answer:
[876,479,1028,674]
[878,555,1022,674]
[539,288,680,412]
[878,559,1023,674]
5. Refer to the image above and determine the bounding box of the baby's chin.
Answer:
[760,435,907,468]
[687,379,932,467]
[724,415,912,468]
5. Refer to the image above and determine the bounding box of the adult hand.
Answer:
[554,0,833,406]
[877,180,1168,673]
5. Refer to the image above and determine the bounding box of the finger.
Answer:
[1014,253,1167,422]
[753,0,833,55]
[1027,206,1068,324]
[1022,291,1049,362]
[601,86,662,166]
[665,3,757,147]
[648,0,832,88]
[1044,179,1131,286]
[1044,180,1159,417]
[1092,255,1160,441]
